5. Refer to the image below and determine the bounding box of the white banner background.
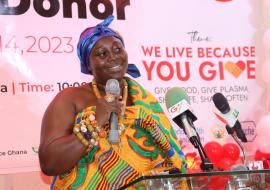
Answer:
[0,0,267,174]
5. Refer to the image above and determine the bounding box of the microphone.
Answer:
[165,87,214,171]
[165,87,198,146]
[105,79,120,144]
[212,93,247,143]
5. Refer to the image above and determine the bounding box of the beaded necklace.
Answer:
[92,78,128,135]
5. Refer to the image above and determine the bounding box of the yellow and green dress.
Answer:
[51,77,187,190]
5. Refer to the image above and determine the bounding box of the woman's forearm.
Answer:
[39,134,86,176]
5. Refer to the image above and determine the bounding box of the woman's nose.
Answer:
[107,51,116,61]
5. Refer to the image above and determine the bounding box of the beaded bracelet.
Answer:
[73,122,98,153]
[73,110,108,153]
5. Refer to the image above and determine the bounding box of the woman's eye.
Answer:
[97,52,106,58]
[114,47,121,53]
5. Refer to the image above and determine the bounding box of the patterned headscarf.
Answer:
[77,15,141,78]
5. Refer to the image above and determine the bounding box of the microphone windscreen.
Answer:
[105,79,120,95]
[165,87,190,109]
[212,93,230,114]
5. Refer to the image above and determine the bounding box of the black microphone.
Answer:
[212,93,247,143]
[105,79,120,144]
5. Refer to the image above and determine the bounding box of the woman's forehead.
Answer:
[94,36,123,49]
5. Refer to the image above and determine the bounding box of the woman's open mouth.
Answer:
[108,64,122,71]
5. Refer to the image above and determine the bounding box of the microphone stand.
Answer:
[190,135,214,171]
[226,125,248,168]
[177,115,213,171]
[231,133,248,168]
[186,117,213,171]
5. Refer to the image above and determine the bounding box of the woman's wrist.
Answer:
[73,110,109,154]
[73,112,99,153]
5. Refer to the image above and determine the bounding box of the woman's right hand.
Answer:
[95,94,123,128]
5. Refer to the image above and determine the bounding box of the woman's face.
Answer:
[89,36,128,85]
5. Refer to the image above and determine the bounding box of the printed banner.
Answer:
[0,0,266,174]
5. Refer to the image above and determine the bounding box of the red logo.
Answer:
[170,105,179,113]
